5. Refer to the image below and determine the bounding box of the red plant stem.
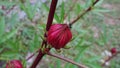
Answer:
[47,52,88,68]
[30,0,58,68]
[26,50,39,61]
[69,0,99,26]
[102,51,120,66]
[30,50,45,68]
[102,54,117,66]
[30,41,45,68]
[46,0,58,31]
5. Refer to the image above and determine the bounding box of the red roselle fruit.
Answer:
[6,60,23,68]
[47,24,72,49]
[110,48,117,54]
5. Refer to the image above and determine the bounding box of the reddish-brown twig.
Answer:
[30,0,58,68]
[69,0,100,26]
[6,5,16,14]
[102,54,117,66]
[47,52,88,68]
[101,51,120,66]
[46,0,58,31]
[102,51,120,66]
[26,50,39,61]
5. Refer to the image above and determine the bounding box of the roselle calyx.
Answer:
[110,48,117,54]
[47,24,72,49]
[6,60,23,68]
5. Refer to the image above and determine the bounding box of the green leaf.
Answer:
[93,8,110,13]
[54,13,61,23]
[42,3,61,23]
[85,0,93,8]
[19,0,37,20]
[56,59,61,68]
[0,28,18,44]
[95,0,104,6]
[75,46,89,62]
[0,57,9,60]
[42,3,49,11]
[0,47,4,53]
[29,33,41,52]
[0,1,15,6]
[0,17,5,37]
[60,2,65,23]
[1,51,20,59]
[76,4,82,14]
[0,10,4,14]
[88,56,101,62]
[85,62,101,68]
[100,25,107,44]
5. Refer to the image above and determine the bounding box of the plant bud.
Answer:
[47,24,72,49]
[6,60,23,68]
[110,48,117,54]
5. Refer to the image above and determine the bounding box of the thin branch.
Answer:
[19,0,25,3]
[6,5,16,15]
[102,51,120,66]
[69,0,99,26]
[102,54,116,66]
[26,50,39,61]
[30,41,45,68]
[30,50,45,68]
[47,52,88,68]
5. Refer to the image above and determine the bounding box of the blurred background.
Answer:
[0,0,120,68]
